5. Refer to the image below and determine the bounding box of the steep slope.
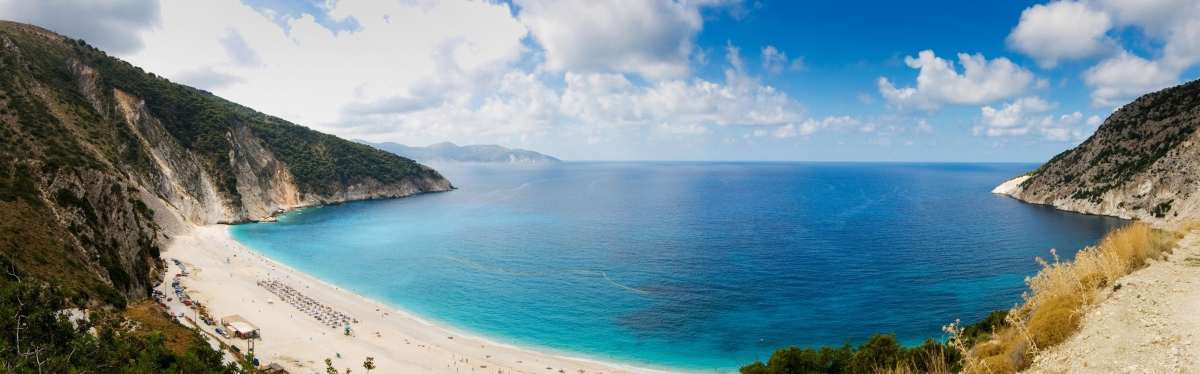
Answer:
[0,21,452,306]
[357,140,561,163]
[995,79,1200,225]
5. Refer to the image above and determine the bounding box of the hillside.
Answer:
[0,20,452,307]
[994,78,1200,225]
[357,140,560,163]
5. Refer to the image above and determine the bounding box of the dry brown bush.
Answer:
[956,222,1177,373]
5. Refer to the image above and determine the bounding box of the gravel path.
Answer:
[1025,231,1200,374]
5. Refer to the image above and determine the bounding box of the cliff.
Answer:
[0,21,452,307]
[356,140,561,163]
[994,79,1200,225]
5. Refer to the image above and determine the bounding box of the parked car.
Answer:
[215,328,229,339]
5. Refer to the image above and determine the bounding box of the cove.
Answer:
[230,162,1127,371]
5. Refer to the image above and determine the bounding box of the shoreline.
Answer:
[166,224,686,374]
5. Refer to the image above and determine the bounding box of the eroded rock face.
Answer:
[4,43,450,303]
[995,80,1200,226]
[105,86,452,226]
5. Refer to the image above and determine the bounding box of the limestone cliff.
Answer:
[994,79,1200,225]
[0,21,451,306]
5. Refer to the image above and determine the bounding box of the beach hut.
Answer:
[221,315,261,339]
[229,322,258,339]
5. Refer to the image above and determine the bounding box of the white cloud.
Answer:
[915,120,934,134]
[773,116,861,138]
[1009,0,1200,107]
[657,123,709,135]
[979,96,1056,129]
[1006,1,1113,68]
[1082,51,1180,107]
[761,45,804,73]
[877,50,1036,110]
[123,0,529,132]
[773,123,799,138]
[976,96,1098,142]
[336,42,800,141]
[515,0,730,81]
[0,0,161,54]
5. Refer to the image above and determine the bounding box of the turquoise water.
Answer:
[229,162,1127,371]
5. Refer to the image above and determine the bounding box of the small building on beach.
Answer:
[220,315,261,339]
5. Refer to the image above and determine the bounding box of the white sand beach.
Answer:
[164,225,671,374]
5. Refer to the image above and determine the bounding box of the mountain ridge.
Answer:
[356,140,560,163]
[0,20,451,306]
[994,78,1200,226]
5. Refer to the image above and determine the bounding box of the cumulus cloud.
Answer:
[337,41,801,140]
[877,50,1036,110]
[515,0,720,80]
[657,123,708,135]
[915,120,934,134]
[1010,0,1200,107]
[975,96,1100,142]
[123,0,529,133]
[761,46,804,73]
[773,117,863,138]
[1006,1,1114,68]
[979,97,1056,130]
[1082,51,1180,107]
[0,0,161,54]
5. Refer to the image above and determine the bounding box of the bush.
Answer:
[961,222,1178,373]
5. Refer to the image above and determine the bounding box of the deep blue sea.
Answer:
[230,162,1127,371]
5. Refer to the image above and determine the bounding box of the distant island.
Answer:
[356,140,560,163]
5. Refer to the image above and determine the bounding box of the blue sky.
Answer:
[3,0,1198,162]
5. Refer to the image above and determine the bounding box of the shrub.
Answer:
[959,222,1178,373]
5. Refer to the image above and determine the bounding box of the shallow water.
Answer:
[230,162,1126,371]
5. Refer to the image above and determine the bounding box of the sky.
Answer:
[1,0,1198,162]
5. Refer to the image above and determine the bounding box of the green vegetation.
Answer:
[744,224,1179,374]
[0,271,252,373]
[1020,79,1200,199]
[0,20,443,301]
[216,97,440,196]
[738,311,1007,374]
[0,21,447,371]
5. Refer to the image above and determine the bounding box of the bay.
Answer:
[230,162,1126,371]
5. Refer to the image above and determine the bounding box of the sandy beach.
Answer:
[164,225,672,374]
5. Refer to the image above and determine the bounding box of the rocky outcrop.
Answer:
[103,76,452,228]
[994,79,1200,226]
[0,21,452,305]
[112,88,230,226]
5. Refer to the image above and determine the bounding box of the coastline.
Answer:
[165,224,682,374]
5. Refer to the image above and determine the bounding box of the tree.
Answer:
[326,358,352,374]
[363,356,376,374]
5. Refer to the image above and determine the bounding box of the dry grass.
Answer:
[122,300,202,355]
[875,348,954,374]
[953,222,1178,373]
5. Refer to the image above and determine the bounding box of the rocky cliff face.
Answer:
[994,79,1200,226]
[0,22,451,306]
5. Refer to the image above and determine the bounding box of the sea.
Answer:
[229,162,1127,372]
